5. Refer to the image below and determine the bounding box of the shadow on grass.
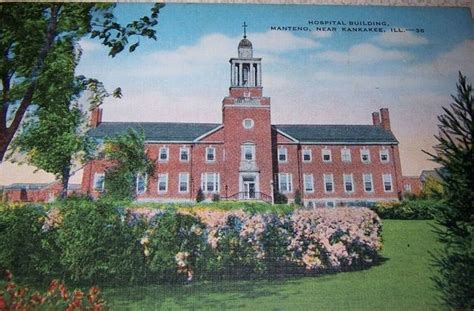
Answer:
[104,256,389,310]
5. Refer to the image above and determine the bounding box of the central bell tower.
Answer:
[221,25,273,200]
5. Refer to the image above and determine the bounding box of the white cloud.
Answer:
[375,32,428,46]
[311,31,333,39]
[317,43,412,64]
[78,39,102,53]
[133,31,318,78]
[411,39,474,77]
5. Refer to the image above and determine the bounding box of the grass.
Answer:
[104,220,441,310]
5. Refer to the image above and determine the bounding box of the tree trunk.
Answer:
[60,163,71,200]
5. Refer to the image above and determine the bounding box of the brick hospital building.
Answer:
[81,35,420,207]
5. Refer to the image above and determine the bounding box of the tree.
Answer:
[293,189,302,206]
[0,3,164,162]
[102,129,154,201]
[425,72,473,309]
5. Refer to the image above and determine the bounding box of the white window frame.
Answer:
[201,172,220,193]
[241,143,256,161]
[157,173,168,193]
[379,149,390,163]
[159,146,169,162]
[383,174,393,192]
[278,147,288,163]
[278,173,293,193]
[360,148,371,164]
[322,148,332,163]
[343,173,354,193]
[93,173,105,192]
[302,149,312,162]
[341,148,351,163]
[303,174,314,193]
[206,146,216,162]
[136,173,148,194]
[404,184,412,193]
[179,172,189,193]
[363,174,374,193]
[180,147,190,162]
[324,174,334,193]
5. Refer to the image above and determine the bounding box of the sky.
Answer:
[1,3,473,185]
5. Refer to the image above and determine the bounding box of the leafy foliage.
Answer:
[0,203,58,280]
[370,199,443,220]
[0,3,164,161]
[102,129,154,201]
[425,72,474,309]
[56,198,146,284]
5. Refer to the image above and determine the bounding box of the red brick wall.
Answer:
[273,132,402,204]
[401,176,422,195]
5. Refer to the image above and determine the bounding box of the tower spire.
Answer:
[242,22,248,38]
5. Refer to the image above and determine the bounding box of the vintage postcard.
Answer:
[0,2,473,310]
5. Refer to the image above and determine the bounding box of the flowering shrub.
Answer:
[1,200,382,284]
[0,270,106,310]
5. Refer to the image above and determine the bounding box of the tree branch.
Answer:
[7,4,61,135]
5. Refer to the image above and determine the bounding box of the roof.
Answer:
[238,38,252,49]
[89,122,398,144]
[274,124,398,144]
[89,122,221,141]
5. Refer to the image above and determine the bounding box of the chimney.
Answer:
[380,108,391,131]
[372,112,381,126]
[90,107,102,128]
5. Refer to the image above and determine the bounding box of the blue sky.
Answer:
[75,4,473,176]
[1,4,473,185]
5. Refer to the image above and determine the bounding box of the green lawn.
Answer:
[104,220,442,310]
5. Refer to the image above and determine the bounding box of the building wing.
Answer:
[274,124,398,144]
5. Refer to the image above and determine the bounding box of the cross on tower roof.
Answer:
[242,22,248,38]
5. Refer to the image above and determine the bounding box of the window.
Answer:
[93,173,105,192]
[325,200,336,208]
[302,149,312,162]
[241,144,255,161]
[404,184,412,193]
[159,147,169,161]
[243,118,254,129]
[157,173,168,193]
[201,173,219,193]
[179,173,189,193]
[136,173,147,194]
[324,174,334,193]
[304,174,314,192]
[278,148,288,162]
[206,147,216,162]
[278,173,293,193]
[360,149,371,163]
[363,174,374,192]
[383,174,393,192]
[380,149,390,163]
[322,149,332,162]
[180,147,189,162]
[341,148,351,162]
[343,174,354,193]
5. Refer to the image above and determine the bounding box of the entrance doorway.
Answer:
[243,176,256,199]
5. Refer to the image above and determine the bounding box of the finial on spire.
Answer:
[242,22,248,38]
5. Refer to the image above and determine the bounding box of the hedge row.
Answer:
[0,199,382,284]
[369,199,444,220]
